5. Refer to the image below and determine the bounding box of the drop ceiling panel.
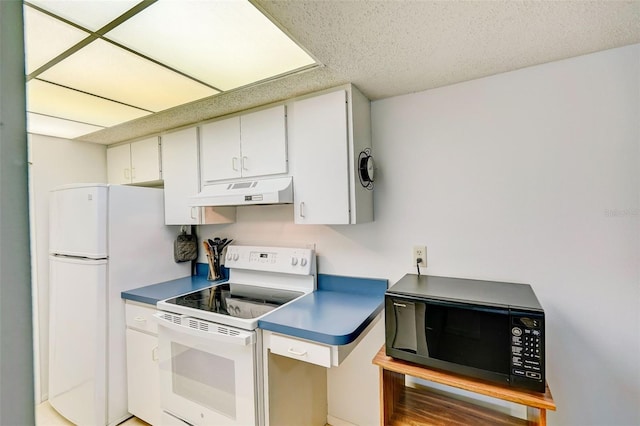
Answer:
[38,38,219,112]
[27,0,140,31]
[23,5,89,74]
[105,0,316,91]
[27,112,105,139]
[28,79,150,127]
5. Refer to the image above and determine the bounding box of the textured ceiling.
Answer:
[77,0,640,145]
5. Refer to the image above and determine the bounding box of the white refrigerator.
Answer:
[48,183,190,426]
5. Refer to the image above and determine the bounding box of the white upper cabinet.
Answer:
[161,127,201,225]
[130,137,161,183]
[162,127,236,226]
[200,116,241,181]
[200,105,287,183]
[288,85,374,225]
[240,106,287,178]
[107,144,132,185]
[107,136,161,185]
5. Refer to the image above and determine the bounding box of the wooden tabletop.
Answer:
[372,346,556,411]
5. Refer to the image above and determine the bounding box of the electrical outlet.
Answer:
[413,246,427,267]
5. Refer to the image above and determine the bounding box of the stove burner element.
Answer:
[165,283,303,320]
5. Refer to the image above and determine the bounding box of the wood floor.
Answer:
[36,401,150,426]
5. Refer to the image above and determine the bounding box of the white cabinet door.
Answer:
[107,138,160,184]
[130,136,161,183]
[200,116,242,182]
[289,90,350,224]
[200,106,287,183]
[126,328,161,426]
[162,128,200,225]
[107,144,131,185]
[240,105,287,178]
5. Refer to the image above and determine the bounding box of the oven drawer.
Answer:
[125,301,158,334]
[270,333,331,367]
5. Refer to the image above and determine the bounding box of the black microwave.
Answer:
[385,274,545,392]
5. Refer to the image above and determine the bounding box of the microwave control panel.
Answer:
[510,313,544,387]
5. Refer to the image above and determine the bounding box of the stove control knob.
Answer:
[291,257,298,266]
[300,258,308,267]
[233,253,239,261]
[226,253,232,261]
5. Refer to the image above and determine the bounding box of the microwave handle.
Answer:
[154,313,254,346]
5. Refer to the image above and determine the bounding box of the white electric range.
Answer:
[154,245,316,426]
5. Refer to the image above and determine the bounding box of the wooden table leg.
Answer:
[380,367,404,426]
[526,406,546,426]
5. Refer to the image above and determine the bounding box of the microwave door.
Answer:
[425,301,510,375]
[389,299,429,356]
[391,300,417,352]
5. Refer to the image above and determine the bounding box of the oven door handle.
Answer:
[154,312,255,346]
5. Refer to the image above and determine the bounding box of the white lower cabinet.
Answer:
[125,302,161,425]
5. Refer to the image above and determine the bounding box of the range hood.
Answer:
[190,176,293,207]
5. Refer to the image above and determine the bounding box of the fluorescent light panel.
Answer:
[23,5,89,74]
[105,1,316,90]
[28,79,151,127]
[27,0,140,31]
[38,38,219,112]
[23,0,319,139]
[27,112,105,139]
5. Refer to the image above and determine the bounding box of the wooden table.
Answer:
[372,346,556,426]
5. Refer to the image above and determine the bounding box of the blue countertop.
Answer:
[258,274,387,345]
[121,267,387,347]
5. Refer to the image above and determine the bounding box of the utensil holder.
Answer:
[207,253,222,281]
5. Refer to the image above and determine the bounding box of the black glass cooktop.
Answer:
[165,283,303,319]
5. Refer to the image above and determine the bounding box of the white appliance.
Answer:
[190,176,293,207]
[155,245,316,426]
[48,183,190,426]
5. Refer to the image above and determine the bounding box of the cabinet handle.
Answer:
[288,347,307,357]
[190,207,198,220]
[124,168,130,180]
[232,157,239,171]
[152,346,159,362]
[299,202,305,218]
[134,316,147,323]
[242,156,248,171]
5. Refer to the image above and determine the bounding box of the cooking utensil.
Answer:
[203,241,220,280]
[208,238,218,258]
[219,239,233,251]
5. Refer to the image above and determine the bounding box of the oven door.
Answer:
[155,312,260,426]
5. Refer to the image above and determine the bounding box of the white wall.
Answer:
[29,134,107,402]
[200,43,640,426]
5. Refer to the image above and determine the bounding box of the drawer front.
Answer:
[125,302,158,334]
[270,334,331,367]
